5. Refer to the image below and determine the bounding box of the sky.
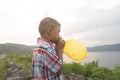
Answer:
[0,0,120,47]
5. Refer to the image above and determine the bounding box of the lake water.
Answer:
[63,51,120,69]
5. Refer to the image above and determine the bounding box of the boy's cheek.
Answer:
[58,33,61,38]
[57,36,61,40]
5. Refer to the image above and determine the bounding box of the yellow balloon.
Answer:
[63,39,87,61]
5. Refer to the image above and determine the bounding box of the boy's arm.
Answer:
[43,38,65,74]
[56,47,63,61]
[55,48,63,74]
[55,38,65,74]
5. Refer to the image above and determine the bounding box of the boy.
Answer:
[32,17,65,80]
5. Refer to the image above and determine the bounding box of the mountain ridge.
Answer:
[0,43,120,54]
[87,43,120,52]
[0,43,34,54]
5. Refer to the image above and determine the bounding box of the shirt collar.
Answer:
[37,37,54,45]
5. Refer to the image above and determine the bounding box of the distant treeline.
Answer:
[0,43,120,54]
[87,43,120,52]
[0,43,34,54]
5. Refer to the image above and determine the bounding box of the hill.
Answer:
[0,43,120,54]
[87,43,120,52]
[0,43,34,54]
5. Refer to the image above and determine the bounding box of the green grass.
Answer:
[6,53,32,77]
[0,54,120,80]
[0,59,8,80]
[63,61,120,80]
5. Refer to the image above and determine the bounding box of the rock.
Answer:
[63,73,86,80]
[6,59,87,80]
[16,66,23,70]
[6,60,31,80]
[8,60,15,66]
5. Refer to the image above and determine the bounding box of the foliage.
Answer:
[63,60,120,80]
[90,67,112,80]
[0,54,120,80]
[83,60,98,77]
[111,65,120,80]
[6,53,32,78]
[0,43,34,54]
[0,59,8,80]
[63,62,85,75]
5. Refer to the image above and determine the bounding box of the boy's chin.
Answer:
[50,37,59,43]
[50,38,59,43]
[52,40,58,44]
[50,40,56,43]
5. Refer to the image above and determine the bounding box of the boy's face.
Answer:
[49,26,61,43]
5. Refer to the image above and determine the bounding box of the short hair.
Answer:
[38,17,61,36]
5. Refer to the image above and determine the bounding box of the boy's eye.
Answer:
[58,30,60,33]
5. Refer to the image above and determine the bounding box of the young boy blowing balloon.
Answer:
[32,17,65,80]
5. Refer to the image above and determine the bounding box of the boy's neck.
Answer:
[41,34,51,41]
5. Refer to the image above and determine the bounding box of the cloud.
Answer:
[0,0,120,46]
[62,4,120,46]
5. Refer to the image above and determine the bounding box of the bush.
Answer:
[0,54,120,80]
[0,59,8,80]
[63,62,85,75]
[111,65,120,80]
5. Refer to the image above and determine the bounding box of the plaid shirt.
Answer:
[32,38,63,80]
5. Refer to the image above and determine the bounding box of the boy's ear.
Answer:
[47,27,52,35]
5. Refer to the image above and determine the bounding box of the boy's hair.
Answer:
[39,17,61,36]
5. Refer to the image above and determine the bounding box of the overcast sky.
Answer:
[0,0,120,47]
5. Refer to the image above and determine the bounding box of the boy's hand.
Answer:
[56,38,65,50]
[55,38,65,59]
